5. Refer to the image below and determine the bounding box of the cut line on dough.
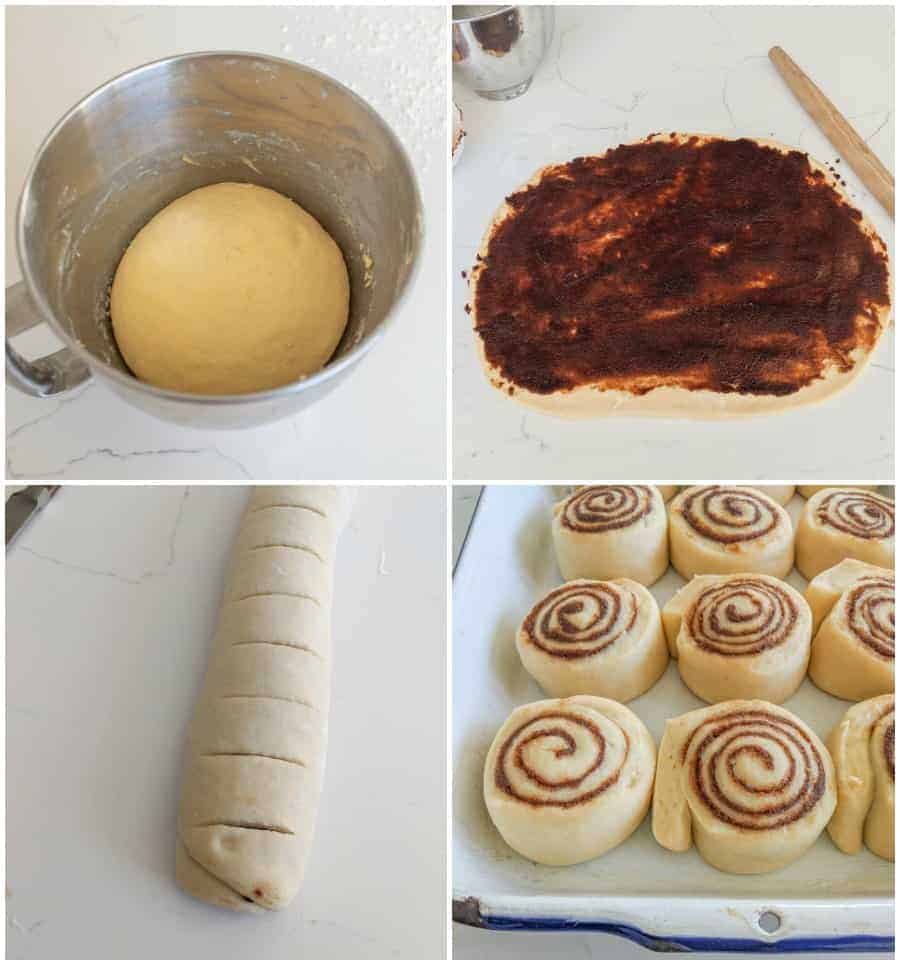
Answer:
[229,640,323,657]
[249,503,327,518]
[244,543,325,563]
[220,694,319,710]
[194,820,295,835]
[200,751,308,767]
[234,591,322,606]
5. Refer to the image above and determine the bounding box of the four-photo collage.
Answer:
[5,2,895,961]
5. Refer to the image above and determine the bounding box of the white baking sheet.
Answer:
[452,485,893,949]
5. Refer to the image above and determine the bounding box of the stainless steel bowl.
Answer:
[452,5,554,100]
[8,51,423,429]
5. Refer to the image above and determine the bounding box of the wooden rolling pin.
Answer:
[769,45,894,218]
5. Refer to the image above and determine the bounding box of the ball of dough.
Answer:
[110,182,350,395]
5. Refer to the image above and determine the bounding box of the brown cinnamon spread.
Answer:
[473,135,890,397]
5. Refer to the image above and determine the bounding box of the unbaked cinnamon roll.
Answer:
[517,578,668,702]
[668,486,794,580]
[796,488,894,579]
[827,694,894,861]
[653,700,836,873]
[552,485,668,586]
[805,560,894,700]
[662,574,811,704]
[484,697,656,865]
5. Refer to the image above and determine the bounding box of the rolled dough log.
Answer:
[176,486,345,911]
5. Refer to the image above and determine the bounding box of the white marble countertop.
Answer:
[6,6,446,481]
[453,5,894,481]
[6,484,446,958]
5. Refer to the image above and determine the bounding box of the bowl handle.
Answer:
[6,281,92,397]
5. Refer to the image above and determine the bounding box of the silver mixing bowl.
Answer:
[7,51,424,429]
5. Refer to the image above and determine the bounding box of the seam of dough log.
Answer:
[200,751,308,767]
[178,832,261,908]
[194,821,295,835]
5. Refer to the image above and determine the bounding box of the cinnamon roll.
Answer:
[796,488,894,579]
[662,574,811,704]
[752,485,795,506]
[517,579,668,702]
[798,484,878,499]
[657,486,680,503]
[805,562,894,700]
[653,700,836,873]
[484,697,656,865]
[668,486,794,580]
[552,486,669,586]
[827,695,894,861]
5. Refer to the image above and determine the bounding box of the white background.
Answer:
[7,485,447,958]
[6,5,447,480]
[453,4,894,481]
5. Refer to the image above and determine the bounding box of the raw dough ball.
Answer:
[110,182,350,395]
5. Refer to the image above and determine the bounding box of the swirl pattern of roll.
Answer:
[662,574,811,704]
[552,485,669,586]
[484,697,656,865]
[805,560,894,701]
[668,486,794,580]
[796,487,894,579]
[517,578,668,702]
[653,700,836,873]
[827,695,894,861]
